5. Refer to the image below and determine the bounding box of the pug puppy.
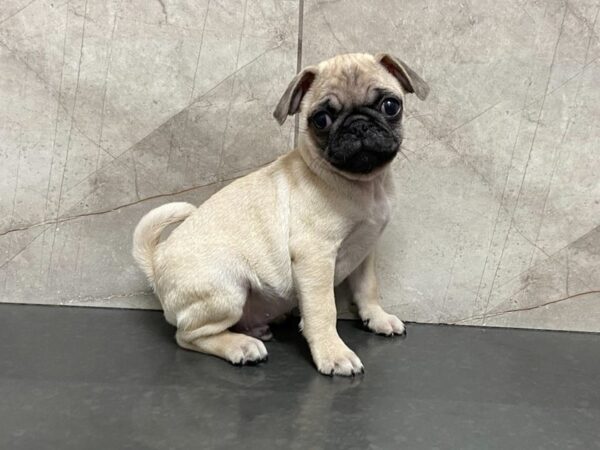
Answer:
[132,53,429,376]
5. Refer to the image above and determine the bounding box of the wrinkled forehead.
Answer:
[307,55,402,110]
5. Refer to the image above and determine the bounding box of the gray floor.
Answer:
[1,305,599,450]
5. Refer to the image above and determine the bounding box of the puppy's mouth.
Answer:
[326,113,400,174]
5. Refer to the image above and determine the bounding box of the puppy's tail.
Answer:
[132,202,196,286]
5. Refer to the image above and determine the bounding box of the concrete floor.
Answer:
[1,304,599,449]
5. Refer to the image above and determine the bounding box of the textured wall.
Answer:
[1,0,599,332]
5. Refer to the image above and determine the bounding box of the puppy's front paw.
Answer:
[363,311,406,336]
[312,339,364,376]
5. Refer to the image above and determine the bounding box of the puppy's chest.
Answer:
[335,189,392,283]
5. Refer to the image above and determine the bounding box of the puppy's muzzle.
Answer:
[327,113,399,174]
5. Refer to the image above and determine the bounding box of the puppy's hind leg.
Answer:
[173,288,268,365]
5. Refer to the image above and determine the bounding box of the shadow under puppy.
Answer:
[133,52,429,376]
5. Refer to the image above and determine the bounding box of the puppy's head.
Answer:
[274,53,429,178]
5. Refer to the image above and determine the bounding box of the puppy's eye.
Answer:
[311,111,332,130]
[380,98,402,117]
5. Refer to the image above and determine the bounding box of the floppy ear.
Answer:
[375,53,430,101]
[273,66,318,125]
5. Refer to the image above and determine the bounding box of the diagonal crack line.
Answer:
[445,100,503,136]
[0,171,252,238]
[0,38,62,105]
[189,0,210,101]
[452,290,600,324]
[512,223,549,255]
[412,100,503,154]
[0,229,46,270]
[316,0,346,51]
[0,0,38,26]
[96,0,121,171]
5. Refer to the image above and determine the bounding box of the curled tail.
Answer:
[132,202,196,286]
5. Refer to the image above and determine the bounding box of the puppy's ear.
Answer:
[273,66,318,125]
[375,53,430,100]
